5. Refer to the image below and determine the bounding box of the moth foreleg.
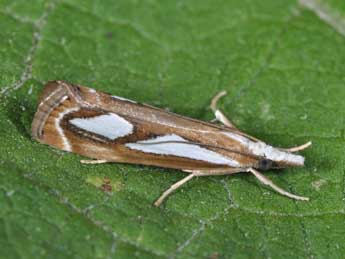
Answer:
[183,168,241,176]
[247,168,309,201]
[80,159,109,164]
[210,90,236,128]
[154,174,195,207]
[154,168,241,206]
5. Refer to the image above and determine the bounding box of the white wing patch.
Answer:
[126,134,240,167]
[88,88,97,93]
[112,95,136,103]
[69,113,133,140]
[223,132,304,165]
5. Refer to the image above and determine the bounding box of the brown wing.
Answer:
[32,81,259,171]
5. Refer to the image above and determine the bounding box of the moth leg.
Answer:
[154,174,195,207]
[155,168,240,206]
[247,168,309,201]
[80,159,109,164]
[183,168,242,176]
[281,141,312,153]
[210,90,236,128]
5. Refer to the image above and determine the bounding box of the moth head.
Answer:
[257,158,276,171]
[253,143,305,170]
[223,132,306,170]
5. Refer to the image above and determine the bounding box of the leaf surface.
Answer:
[1,0,344,258]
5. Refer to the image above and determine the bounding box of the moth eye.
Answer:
[258,158,273,171]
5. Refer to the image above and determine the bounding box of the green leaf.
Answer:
[1,0,344,258]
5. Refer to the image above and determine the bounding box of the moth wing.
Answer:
[32,81,259,171]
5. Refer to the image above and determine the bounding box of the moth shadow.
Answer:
[4,95,36,140]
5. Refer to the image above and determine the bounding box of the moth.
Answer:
[32,80,312,206]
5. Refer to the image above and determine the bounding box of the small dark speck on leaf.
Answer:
[101,177,112,192]
[86,176,124,193]
[209,252,220,259]
[105,32,113,39]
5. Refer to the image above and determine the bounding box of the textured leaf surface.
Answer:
[1,0,344,258]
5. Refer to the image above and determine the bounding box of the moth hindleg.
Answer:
[210,90,236,128]
[248,168,309,201]
[80,159,109,164]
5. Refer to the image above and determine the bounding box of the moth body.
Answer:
[32,81,311,205]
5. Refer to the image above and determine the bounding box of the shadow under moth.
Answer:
[31,81,312,206]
